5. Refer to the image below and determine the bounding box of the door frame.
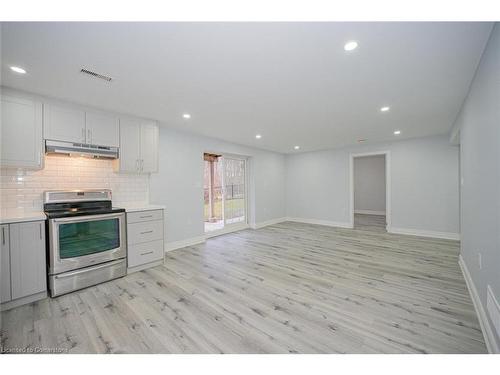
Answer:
[203,151,250,238]
[349,150,391,230]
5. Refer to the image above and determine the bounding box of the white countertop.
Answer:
[0,210,46,225]
[0,204,165,224]
[117,204,166,213]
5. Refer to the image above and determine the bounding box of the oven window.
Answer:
[59,218,120,259]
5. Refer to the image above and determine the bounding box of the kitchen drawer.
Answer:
[127,220,163,245]
[128,240,164,268]
[127,209,163,224]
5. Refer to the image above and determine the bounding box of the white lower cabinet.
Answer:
[1,220,47,311]
[128,240,164,268]
[126,209,164,272]
[1,225,11,303]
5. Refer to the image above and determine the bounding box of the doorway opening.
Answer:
[350,151,391,232]
[203,153,247,235]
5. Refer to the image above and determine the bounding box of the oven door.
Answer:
[48,212,126,275]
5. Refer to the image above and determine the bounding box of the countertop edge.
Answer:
[0,213,47,225]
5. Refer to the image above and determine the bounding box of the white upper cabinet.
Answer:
[115,118,158,173]
[44,103,119,147]
[140,122,159,173]
[118,118,141,172]
[1,94,43,169]
[44,103,86,143]
[85,111,119,147]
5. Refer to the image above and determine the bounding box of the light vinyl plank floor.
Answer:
[0,221,486,353]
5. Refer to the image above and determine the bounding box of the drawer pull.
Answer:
[140,230,154,234]
[140,251,154,256]
[140,215,153,219]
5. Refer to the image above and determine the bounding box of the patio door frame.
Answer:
[204,152,249,238]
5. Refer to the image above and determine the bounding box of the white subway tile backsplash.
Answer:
[0,155,149,212]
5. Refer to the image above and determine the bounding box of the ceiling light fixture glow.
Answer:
[380,106,390,112]
[344,41,358,51]
[294,146,300,150]
[255,134,262,139]
[394,130,401,135]
[10,66,26,74]
[182,113,191,119]
[357,139,366,143]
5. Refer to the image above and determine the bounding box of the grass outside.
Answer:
[204,198,244,220]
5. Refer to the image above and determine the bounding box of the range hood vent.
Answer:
[45,140,119,159]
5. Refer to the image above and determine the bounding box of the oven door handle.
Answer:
[54,259,125,279]
[51,212,124,223]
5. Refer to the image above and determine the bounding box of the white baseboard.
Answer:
[127,259,164,274]
[205,223,250,238]
[354,210,386,215]
[388,226,460,240]
[0,291,47,312]
[459,255,499,353]
[251,217,288,229]
[286,217,352,229]
[164,236,206,252]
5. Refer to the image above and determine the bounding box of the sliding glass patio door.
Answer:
[204,154,247,234]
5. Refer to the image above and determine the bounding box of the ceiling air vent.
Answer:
[80,68,113,82]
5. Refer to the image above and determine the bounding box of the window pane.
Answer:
[224,158,245,224]
[204,156,224,232]
[59,219,120,259]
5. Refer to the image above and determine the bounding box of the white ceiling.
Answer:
[0,22,493,153]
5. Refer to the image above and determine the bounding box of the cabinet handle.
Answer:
[2,227,5,246]
[140,251,154,256]
[39,223,42,239]
[136,159,140,172]
[141,159,144,172]
[140,230,153,235]
[139,215,153,219]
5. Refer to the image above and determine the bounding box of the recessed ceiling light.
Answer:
[380,106,390,112]
[255,134,262,139]
[182,113,191,119]
[344,41,358,51]
[394,130,401,135]
[294,146,300,150]
[10,66,26,74]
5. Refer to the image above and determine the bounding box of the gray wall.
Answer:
[354,155,386,213]
[149,127,286,244]
[454,24,500,348]
[286,135,459,235]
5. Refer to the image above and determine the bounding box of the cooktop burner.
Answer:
[43,189,125,218]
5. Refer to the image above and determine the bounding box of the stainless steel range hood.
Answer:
[45,140,119,159]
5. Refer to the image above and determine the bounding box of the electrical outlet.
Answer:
[478,253,482,270]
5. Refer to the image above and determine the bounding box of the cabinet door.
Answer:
[117,118,141,173]
[44,103,86,143]
[140,122,159,173]
[10,221,47,300]
[0,94,43,169]
[1,225,11,303]
[86,111,119,147]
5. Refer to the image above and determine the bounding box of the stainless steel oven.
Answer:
[44,190,127,296]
